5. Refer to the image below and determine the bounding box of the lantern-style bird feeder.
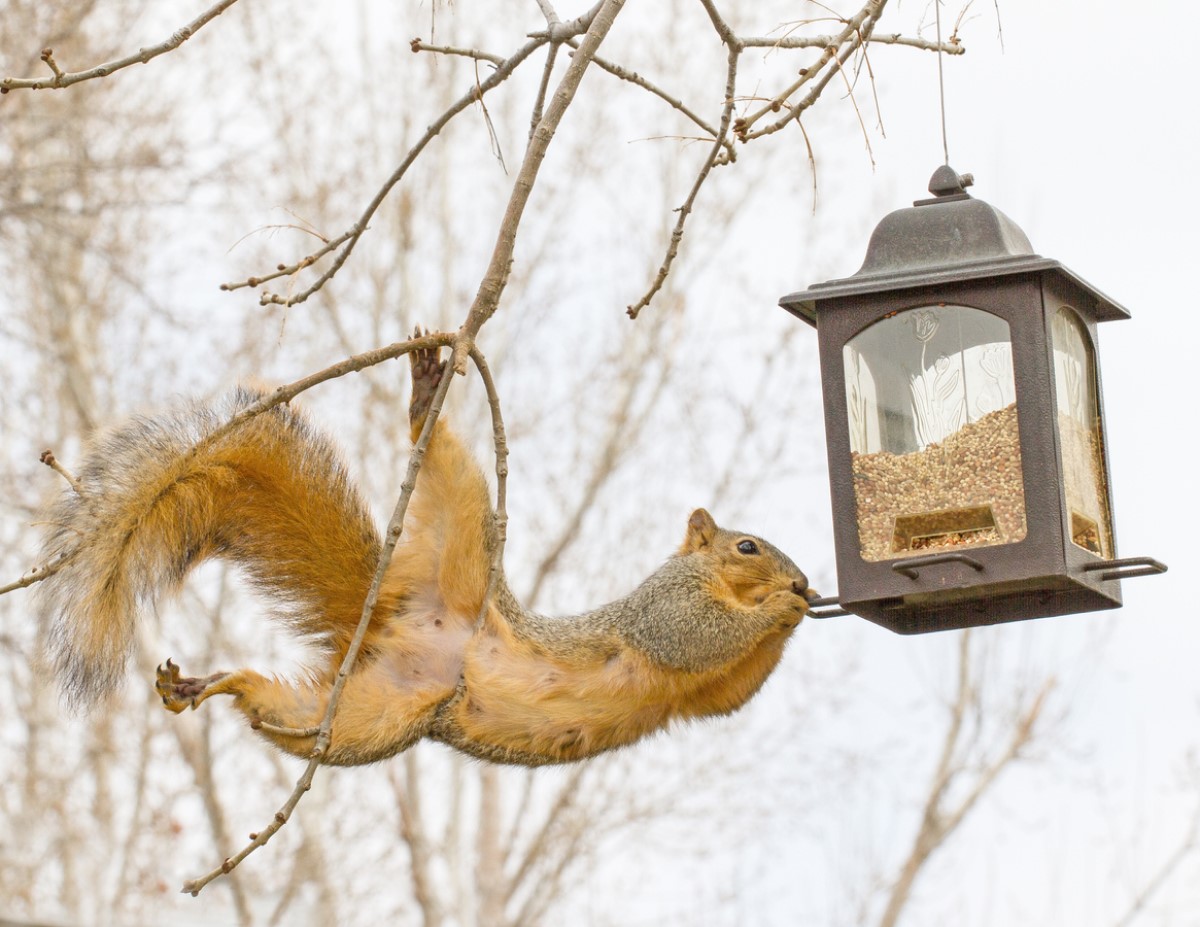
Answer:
[781,166,1165,634]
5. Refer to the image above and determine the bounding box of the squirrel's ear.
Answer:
[682,508,718,552]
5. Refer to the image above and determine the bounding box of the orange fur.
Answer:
[45,346,813,768]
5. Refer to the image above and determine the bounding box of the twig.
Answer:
[734,0,885,139]
[876,632,1055,927]
[39,48,65,82]
[738,31,963,53]
[409,39,506,67]
[221,229,355,294]
[455,0,627,373]
[567,40,733,157]
[38,449,85,496]
[1,0,242,93]
[475,60,509,173]
[625,41,740,319]
[1111,798,1200,927]
[529,43,559,142]
[182,330,461,895]
[832,49,877,168]
[251,720,321,738]
[248,37,549,308]
[740,6,885,142]
[0,552,74,596]
[534,0,563,28]
[535,0,607,42]
[165,332,451,467]
[697,0,740,46]
[467,345,510,627]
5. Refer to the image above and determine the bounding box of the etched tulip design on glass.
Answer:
[908,309,964,449]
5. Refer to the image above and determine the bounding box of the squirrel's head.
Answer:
[679,508,819,613]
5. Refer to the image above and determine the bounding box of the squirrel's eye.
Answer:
[737,539,759,555]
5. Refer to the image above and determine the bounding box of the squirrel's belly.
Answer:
[447,634,676,763]
[373,596,472,698]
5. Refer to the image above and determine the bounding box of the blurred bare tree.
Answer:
[6,3,1189,927]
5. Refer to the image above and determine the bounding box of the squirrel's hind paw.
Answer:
[155,659,229,713]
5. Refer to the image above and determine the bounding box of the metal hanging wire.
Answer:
[934,0,950,165]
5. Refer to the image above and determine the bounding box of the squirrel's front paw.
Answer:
[762,587,813,630]
[408,327,445,428]
[155,659,228,713]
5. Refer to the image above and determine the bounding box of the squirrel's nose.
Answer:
[793,580,821,602]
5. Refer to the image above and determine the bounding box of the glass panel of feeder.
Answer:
[1051,307,1113,558]
[843,305,1029,562]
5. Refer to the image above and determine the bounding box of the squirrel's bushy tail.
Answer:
[38,388,383,706]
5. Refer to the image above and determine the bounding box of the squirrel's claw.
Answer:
[409,326,446,432]
[155,659,228,714]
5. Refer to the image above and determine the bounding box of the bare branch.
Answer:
[876,632,1055,927]
[38,449,86,497]
[456,0,628,373]
[697,0,741,47]
[534,0,564,30]
[0,553,74,596]
[393,755,444,927]
[243,38,549,307]
[528,43,560,141]
[1,0,242,93]
[537,1,608,42]
[739,31,963,53]
[626,42,739,319]
[1111,796,1200,927]
[182,329,459,894]
[735,2,881,139]
[410,39,507,67]
[467,344,511,628]
[567,39,733,154]
[504,766,589,907]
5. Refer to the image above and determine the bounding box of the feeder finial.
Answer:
[928,164,974,198]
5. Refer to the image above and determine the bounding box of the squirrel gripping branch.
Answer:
[37,341,817,767]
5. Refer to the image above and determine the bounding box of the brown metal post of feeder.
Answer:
[781,166,1165,634]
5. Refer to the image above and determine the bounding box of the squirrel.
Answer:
[37,340,817,767]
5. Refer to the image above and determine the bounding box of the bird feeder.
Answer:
[780,166,1164,634]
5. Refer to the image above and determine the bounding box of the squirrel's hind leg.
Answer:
[154,656,443,765]
[156,660,327,758]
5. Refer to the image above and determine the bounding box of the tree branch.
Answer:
[567,39,733,156]
[393,754,444,927]
[409,39,507,67]
[738,31,963,54]
[736,1,887,140]
[1111,796,1200,927]
[235,38,547,307]
[626,41,739,319]
[0,553,73,597]
[876,631,1054,927]
[455,0,627,373]
[181,329,459,895]
[1,0,242,93]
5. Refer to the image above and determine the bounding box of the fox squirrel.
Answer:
[38,342,816,767]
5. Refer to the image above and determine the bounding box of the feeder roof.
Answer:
[780,166,1130,324]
